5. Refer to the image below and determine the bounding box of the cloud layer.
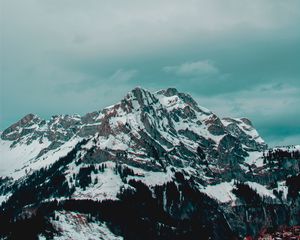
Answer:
[1,0,300,146]
[163,60,219,76]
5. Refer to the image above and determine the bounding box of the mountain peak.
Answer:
[0,87,298,240]
[123,86,158,109]
[17,113,40,125]
[156,87,179,97]
[156,88,211,115]
[1,113,41,141]
[1,87,266,163]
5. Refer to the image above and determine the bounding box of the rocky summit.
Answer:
[0,87,299,239]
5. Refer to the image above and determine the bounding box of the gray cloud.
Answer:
[196,83,300,146]
[1,0,300,146]
[163,60,219,77]
[109,69,138,83]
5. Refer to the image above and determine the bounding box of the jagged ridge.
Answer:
[0,87,299,239]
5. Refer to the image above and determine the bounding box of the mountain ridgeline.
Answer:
[0,87,299,239]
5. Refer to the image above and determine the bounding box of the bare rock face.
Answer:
[1,87,299,240]
[205,114,226,136]
[1,114,40,141]
[159,87,179,97]
[218,134,248,165]
[0,87,267,175]
[240,117,253,126]
[222,117,267,151]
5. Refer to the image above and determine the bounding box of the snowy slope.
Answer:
[1,87,300,240]
[39,211,122,240]
[0,137,81,179]
[0,87,298,208]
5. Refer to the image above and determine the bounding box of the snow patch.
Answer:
[71,162,124,201]
[245,181,275,199]
[0,138,51,178]
[244,151,264,167]
[201,180,236,203]
[43,210,122,240]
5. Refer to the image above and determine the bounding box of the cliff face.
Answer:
[0,87,299,239]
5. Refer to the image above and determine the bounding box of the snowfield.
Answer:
[0,137,81,180]
[39,211,122,240]
[201,180,237,203]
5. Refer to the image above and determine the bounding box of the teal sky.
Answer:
[1,0,300,146]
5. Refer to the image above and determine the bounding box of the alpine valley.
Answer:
[0,87,299,240]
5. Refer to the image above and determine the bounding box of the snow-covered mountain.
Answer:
[0,87,266,179]
[0,87,299,239]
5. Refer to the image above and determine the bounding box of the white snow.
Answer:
[201,180,236,203]
[201,180,276,204]
[0,193,11,206]
[221,118,265,144]
[127,166,174,186]
[0,138,51,177]
[221,119,232,127]
[239,164,249,172]
[0,137,81,180]
[157,95,184,111]
[71,162,124,201]
[244,151,264,167]
[24,137,81,177]
[155,92,211,115]
[69,162,178,203]
[43,210,122,240]
[97,135,129,151]
[273,145,300,151]
[245,181,275,199]
[276,181,289,199]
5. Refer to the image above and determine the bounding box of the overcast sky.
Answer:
[1,0,300,146]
